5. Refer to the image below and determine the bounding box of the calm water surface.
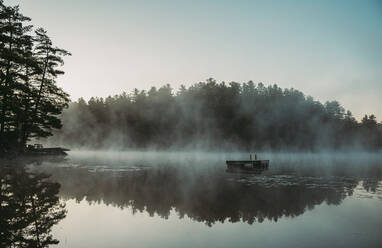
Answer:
[2,151,382,247]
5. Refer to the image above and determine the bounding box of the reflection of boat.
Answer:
[32,160,372,227]
[226,160,269,171]
[25,144,70,156]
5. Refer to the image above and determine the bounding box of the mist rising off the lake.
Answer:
[1,0,381,247]
[47,81,382,151]
[15,151,380,248]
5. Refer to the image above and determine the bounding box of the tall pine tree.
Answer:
[0,1,33,152]
[26,28,70,143]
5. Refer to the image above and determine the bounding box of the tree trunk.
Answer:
[31,196,41,248]
[0,18,14,139]
[19,66,31,149]
[33,52,49,125]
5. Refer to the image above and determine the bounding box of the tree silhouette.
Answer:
[0,1,34,152]
[27,28,70,141]
[0,1,70,155]
[0,166,66,247]
[52,80,382,150]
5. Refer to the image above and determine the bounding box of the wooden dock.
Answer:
[25,144,70,156]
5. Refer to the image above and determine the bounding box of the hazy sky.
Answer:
[6,0,382,120]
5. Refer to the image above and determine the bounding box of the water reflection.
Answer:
[32,159,382,227]
[0,165,66,248]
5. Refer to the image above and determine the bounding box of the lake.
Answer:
[2,151,382,247]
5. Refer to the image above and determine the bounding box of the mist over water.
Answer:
[1,1,381,247]
[45,81,382,152]
[16,151,382,248]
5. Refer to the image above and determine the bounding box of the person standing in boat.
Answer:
[250,154,258,160]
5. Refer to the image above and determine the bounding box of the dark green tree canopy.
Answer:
[0,0,70,154]
[53,80,382,151]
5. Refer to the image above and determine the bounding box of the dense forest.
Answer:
[52,79,382,151]
[0,1,70,155]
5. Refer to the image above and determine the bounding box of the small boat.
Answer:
[226,160,269,170]
[226,153,269,172]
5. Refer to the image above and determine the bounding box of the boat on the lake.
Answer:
[226,154,269,172]
[24,144,70,156]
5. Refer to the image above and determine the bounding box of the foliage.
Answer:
[54,79,382,150]
[0,1,70,154]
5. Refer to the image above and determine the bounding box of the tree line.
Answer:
[53,79,382,150]
[0,1,70,155]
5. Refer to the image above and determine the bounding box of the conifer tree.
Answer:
[0,1,33,151]
[26,28,70,141]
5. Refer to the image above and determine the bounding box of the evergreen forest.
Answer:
[53,79,382,151]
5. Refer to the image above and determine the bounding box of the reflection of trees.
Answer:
[41,165,381,227]
[0,166,66,247]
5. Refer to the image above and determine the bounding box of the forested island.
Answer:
[1,1,381,155]
[52,80,382,151]
[0,1,70,156]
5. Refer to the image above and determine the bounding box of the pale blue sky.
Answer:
[6,0,382,120]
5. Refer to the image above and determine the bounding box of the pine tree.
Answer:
[0,1,34,152]
[27,28,70,141]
